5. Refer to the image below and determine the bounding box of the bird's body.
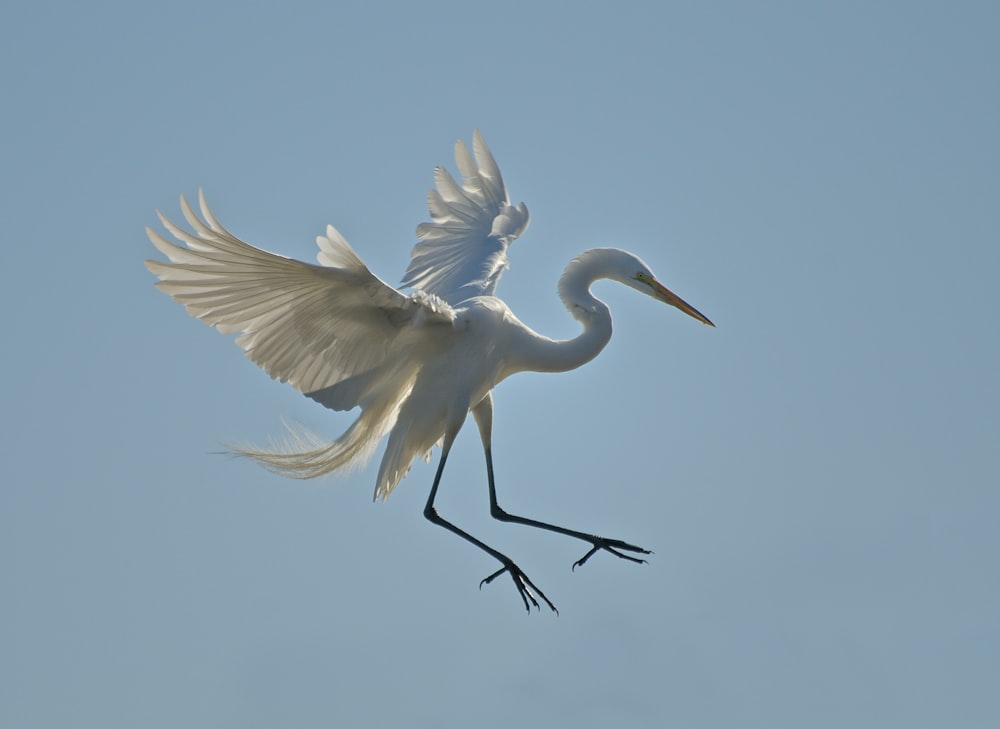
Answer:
[146,131,712,611]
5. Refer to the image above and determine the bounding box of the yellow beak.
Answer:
[651,280,715,327]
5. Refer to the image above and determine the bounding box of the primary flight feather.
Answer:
[146,130,713,612]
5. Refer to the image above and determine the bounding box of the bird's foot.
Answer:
[480,560,558,615]
[572,536,652,570]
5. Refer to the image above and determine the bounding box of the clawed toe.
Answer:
[480,562,558,614]
[572,537,652,570]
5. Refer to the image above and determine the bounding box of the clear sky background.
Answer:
[2,1,997,727]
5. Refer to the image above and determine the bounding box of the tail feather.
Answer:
[233,396,399,480]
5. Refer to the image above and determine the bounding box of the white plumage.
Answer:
[146,131,713,611]
[402,131,529,304]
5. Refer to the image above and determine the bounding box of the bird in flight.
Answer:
[146,131,713,613]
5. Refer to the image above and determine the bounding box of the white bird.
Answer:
[145,131,713,612]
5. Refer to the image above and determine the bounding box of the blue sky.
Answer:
[2,1,998,727]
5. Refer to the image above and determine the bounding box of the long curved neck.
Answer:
[509,252,616,375]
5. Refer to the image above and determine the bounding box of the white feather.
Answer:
[401,129,530,305]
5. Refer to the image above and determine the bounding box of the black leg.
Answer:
[483,446,652,570]
[423,443,557,614]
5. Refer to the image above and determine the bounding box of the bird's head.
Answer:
[559,247,714,327]
[612,250,715,327]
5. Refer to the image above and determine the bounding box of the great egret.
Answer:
[146,131,713,612]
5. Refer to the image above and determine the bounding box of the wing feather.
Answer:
[400,130,530,305]
[145,191,455,409]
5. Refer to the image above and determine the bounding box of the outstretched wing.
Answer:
[145,191,455,411]
[400,130,530,305]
